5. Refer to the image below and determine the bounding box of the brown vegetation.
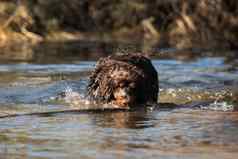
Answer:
[0,0,237,55]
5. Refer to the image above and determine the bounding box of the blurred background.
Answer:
[0,0,238,61]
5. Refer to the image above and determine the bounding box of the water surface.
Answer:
[0,47,238,159]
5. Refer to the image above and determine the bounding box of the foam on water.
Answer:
[59,85,127,110]
[201,101,234,111]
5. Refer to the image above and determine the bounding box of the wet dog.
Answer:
[87,53,159,108]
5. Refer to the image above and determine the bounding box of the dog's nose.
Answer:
[114,88,131,99]
[113,88,135,107]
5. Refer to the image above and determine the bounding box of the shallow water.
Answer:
[0,48,238,158]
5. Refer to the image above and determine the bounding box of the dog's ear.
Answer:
[100,79,114,102]
[87,59,115,102]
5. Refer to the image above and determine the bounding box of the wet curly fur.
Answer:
[87,53,159,107]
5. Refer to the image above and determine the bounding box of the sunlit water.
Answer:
[0,54,238,158]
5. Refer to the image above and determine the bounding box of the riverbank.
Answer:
[0,0,237,59]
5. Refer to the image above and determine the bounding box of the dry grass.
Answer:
[0,0,238,52]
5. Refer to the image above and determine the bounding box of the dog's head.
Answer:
[110,66,143,107]
[87,54,158,108]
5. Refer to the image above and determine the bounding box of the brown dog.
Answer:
[87,53,159,108]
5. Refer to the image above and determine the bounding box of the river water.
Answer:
[0,44,238,159]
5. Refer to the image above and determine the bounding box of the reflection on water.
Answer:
[1,110,238,159]
[0,44,238,158]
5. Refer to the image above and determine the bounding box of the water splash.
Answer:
[201,101,234,112]
[56,85,127,110]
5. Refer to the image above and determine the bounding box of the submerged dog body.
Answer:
[87,54,159,108]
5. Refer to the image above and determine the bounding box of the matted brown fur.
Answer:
[87,53,159,108]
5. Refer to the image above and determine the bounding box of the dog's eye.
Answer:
[119,82,126,87]
[119,81,136,88]
[118,81,129,87]
[129,83,136,88]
